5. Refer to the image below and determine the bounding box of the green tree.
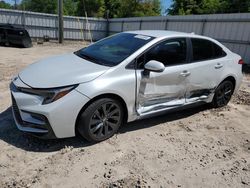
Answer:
[21,0,57,14]
[77,0,105,17]
[136,0,161,17]
[115,0,137,17]
[226,0,250,13]
[104,0,121,18]
[0,1,12,9]
[76,0,161,18]
[63,0,78,15]
[199,0,222,14]
[18,0,161,18]
[114,0,161,18]
[168,0,250,15]
[20,0,78,15]
[168,0,200,15]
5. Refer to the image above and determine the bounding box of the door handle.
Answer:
[180,71,190,77]
[215,63,223,69]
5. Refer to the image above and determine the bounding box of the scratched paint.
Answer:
[136,70,216,115]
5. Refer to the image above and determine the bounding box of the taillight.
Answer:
[238,59,244,64]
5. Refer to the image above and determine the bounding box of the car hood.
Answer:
[19,53,109,88]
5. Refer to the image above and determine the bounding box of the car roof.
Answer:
[125,30,204,39]
[124,30,230,55]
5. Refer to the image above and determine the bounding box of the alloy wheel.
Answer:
[215,81,233,107]
[89,102,121,140]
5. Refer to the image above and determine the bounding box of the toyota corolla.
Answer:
[10,30,243,142]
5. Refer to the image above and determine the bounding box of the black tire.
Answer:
[77,98,124,142]
[22,39,32,48]
[212,80,234,108]
[4,41,9,47]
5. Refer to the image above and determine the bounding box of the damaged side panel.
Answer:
[136,67,186,115]
[185,58,226,104]
[185,87,216,103]
[135,63,220,116]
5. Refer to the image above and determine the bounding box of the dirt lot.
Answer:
[0,42,250,188]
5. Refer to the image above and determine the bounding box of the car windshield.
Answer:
[74,33,154,67]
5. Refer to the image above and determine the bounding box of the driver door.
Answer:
[136,38,189,115]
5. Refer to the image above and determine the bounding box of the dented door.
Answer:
[136,38,187,115]
[135,38,188,115]
[136,66,187,115]
[185,38,226,103]
[185,58,225,103]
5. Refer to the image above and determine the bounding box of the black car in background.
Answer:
[0,24,32,48]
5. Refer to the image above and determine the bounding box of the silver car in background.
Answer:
[10,30,243,142]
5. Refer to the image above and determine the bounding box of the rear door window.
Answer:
[191,38,226,62]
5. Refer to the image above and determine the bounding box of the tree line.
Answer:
[0,0,161,18]
[168,0,250,15]
[0,0,249,18]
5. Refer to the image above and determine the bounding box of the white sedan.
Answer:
[10,30,243,142]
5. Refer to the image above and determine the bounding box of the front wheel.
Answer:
[212,80,234,108]
[77,98,124,142]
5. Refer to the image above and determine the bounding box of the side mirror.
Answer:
[144,60,165,73]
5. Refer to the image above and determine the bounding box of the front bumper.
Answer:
[11,93,57,139]
[10,79,90,139]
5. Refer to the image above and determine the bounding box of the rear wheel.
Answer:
[212,80,234,108]
[77,98,124,142]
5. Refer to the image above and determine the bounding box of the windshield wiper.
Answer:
[74,51,112,67]
[77,52,99,63]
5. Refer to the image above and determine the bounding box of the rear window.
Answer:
[191,38,226,62]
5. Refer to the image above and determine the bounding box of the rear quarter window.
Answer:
[191,38,226,62]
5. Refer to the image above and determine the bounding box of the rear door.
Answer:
[185,38,227,103]
[135,38,189,115]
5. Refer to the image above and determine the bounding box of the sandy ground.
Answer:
[0,42,250,188]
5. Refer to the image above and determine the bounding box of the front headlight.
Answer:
[19,85,78,105]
